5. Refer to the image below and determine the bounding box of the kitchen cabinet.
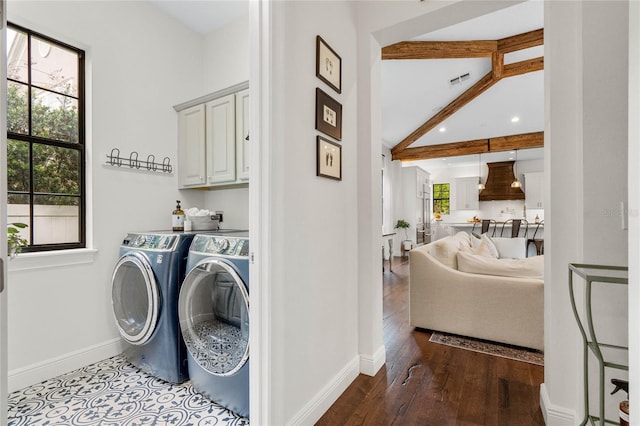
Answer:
[235,89,250,181]
[175,82,249,189]
[525,172,544,208]
[455,177,480,210]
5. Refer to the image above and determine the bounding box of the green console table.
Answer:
[569,263,628,425]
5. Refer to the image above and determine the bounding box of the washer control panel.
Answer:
[122,233,178,251]
[190,235,249,257]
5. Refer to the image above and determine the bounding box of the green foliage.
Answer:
[7,222,28,257]
[394,219,410,229]
[7,81,80,206]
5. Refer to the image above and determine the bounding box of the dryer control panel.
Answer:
[190,235,249,257]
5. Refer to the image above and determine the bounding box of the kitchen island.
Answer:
[432,220,544,240]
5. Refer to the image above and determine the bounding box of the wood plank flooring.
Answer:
[316,257,545,426]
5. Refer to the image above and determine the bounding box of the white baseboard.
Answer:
[540,383,577,426]
[359,345,386,376]
[286,355,360,426]
[8,338,122,393]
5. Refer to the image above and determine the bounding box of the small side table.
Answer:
[382,232,396,272]
[569,263,628,426]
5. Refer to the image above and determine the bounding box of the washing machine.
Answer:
[111,231,197,383]
[178,232,250,418]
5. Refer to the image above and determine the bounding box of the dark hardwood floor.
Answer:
[316,257,545,426]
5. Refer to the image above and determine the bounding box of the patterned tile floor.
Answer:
[8,355,249,426]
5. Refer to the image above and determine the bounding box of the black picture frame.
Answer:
[316,35,342,94]
[317,136,342,181]
[315,88,342,141]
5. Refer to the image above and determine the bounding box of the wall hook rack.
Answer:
[106,148,173,173]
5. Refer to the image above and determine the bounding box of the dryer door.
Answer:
[111,251,160,345]
[179,258,249,377]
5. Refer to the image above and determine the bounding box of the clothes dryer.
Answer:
[178,232,250,418]
[111,231,196,383]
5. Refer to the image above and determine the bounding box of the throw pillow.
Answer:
[431,237,461,269]
[474,234,499,258]
[491,237,527,259]
[457,251,544,280]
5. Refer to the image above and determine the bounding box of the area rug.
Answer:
[428,332,544,366]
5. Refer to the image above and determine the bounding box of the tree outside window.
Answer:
[6,23,85,251]
[433,183,450,215]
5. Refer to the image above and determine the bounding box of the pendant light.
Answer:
[511,150,522,188]
[478,153,485,190]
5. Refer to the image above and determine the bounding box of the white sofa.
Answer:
[410,232,544,351]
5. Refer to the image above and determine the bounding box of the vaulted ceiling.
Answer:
[381,1,544,169]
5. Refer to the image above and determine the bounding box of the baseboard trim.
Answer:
[8,338,122,393]
[286,355,360,426]
[359,345,386,376]
[540,383,577,425]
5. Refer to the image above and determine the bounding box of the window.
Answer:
[433,183,450,215]
[6,23,85,252]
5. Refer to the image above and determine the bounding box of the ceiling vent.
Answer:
[449,72,471,87]
[479,161,525,201]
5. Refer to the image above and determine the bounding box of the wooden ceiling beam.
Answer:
[502,57,544,78]
[391,72,497,155]
[381,40,497,60]
[392,139,489,161]
[497,28,544,54]
[489,131,544,151]
[392,131,544,162]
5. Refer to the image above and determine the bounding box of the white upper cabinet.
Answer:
[205,94,236,185]
[178,104,206,187]
[455,177,480,210]
[525,172,544,208]
[176,83,249,189]
[235,89,250,181]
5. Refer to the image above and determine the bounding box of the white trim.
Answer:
[8,337,121,393]
[8,248,98,272]
[540,383,577,426]
[359,345,386,376]
[286,356,360,426]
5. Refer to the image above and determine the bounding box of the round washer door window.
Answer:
[111,252,160,345]
[179,259,249,376]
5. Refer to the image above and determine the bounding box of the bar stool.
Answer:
[500,219,528,238]
[472,219,497,236]
[527,220,544,256]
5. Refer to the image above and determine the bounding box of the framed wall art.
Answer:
[316,35,341,94]
[315,88,342,141]
[317,136,342,181]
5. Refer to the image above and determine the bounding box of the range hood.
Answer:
[479,161,525,201]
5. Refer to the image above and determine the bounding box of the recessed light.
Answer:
[439,127,446,133]
[511,116,520,123]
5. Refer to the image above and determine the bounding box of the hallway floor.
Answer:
[8,355,249,426]
[316,256,545,425]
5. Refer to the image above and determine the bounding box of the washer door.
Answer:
[111,251,160,345]
[179,258,249,377]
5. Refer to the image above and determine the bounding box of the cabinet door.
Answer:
[205,94,236,184]
[178,104,206,188]
[525,172,544,208]
[235,89,250,181]
[455,177,479,210]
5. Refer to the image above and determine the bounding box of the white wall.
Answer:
[264,2,360,424]
[543,1,629,424]
[201,15,250,230]
[6,0,205,390]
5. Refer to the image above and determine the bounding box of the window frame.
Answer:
[432,183,450,215]
[6,22,86,252]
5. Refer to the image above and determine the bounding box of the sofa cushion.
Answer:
[431,237,461,269]
[457,251,544,280]
[491,237,527,259]
[474,234,499,258]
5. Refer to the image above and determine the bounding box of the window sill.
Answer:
[7,248,98,272]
